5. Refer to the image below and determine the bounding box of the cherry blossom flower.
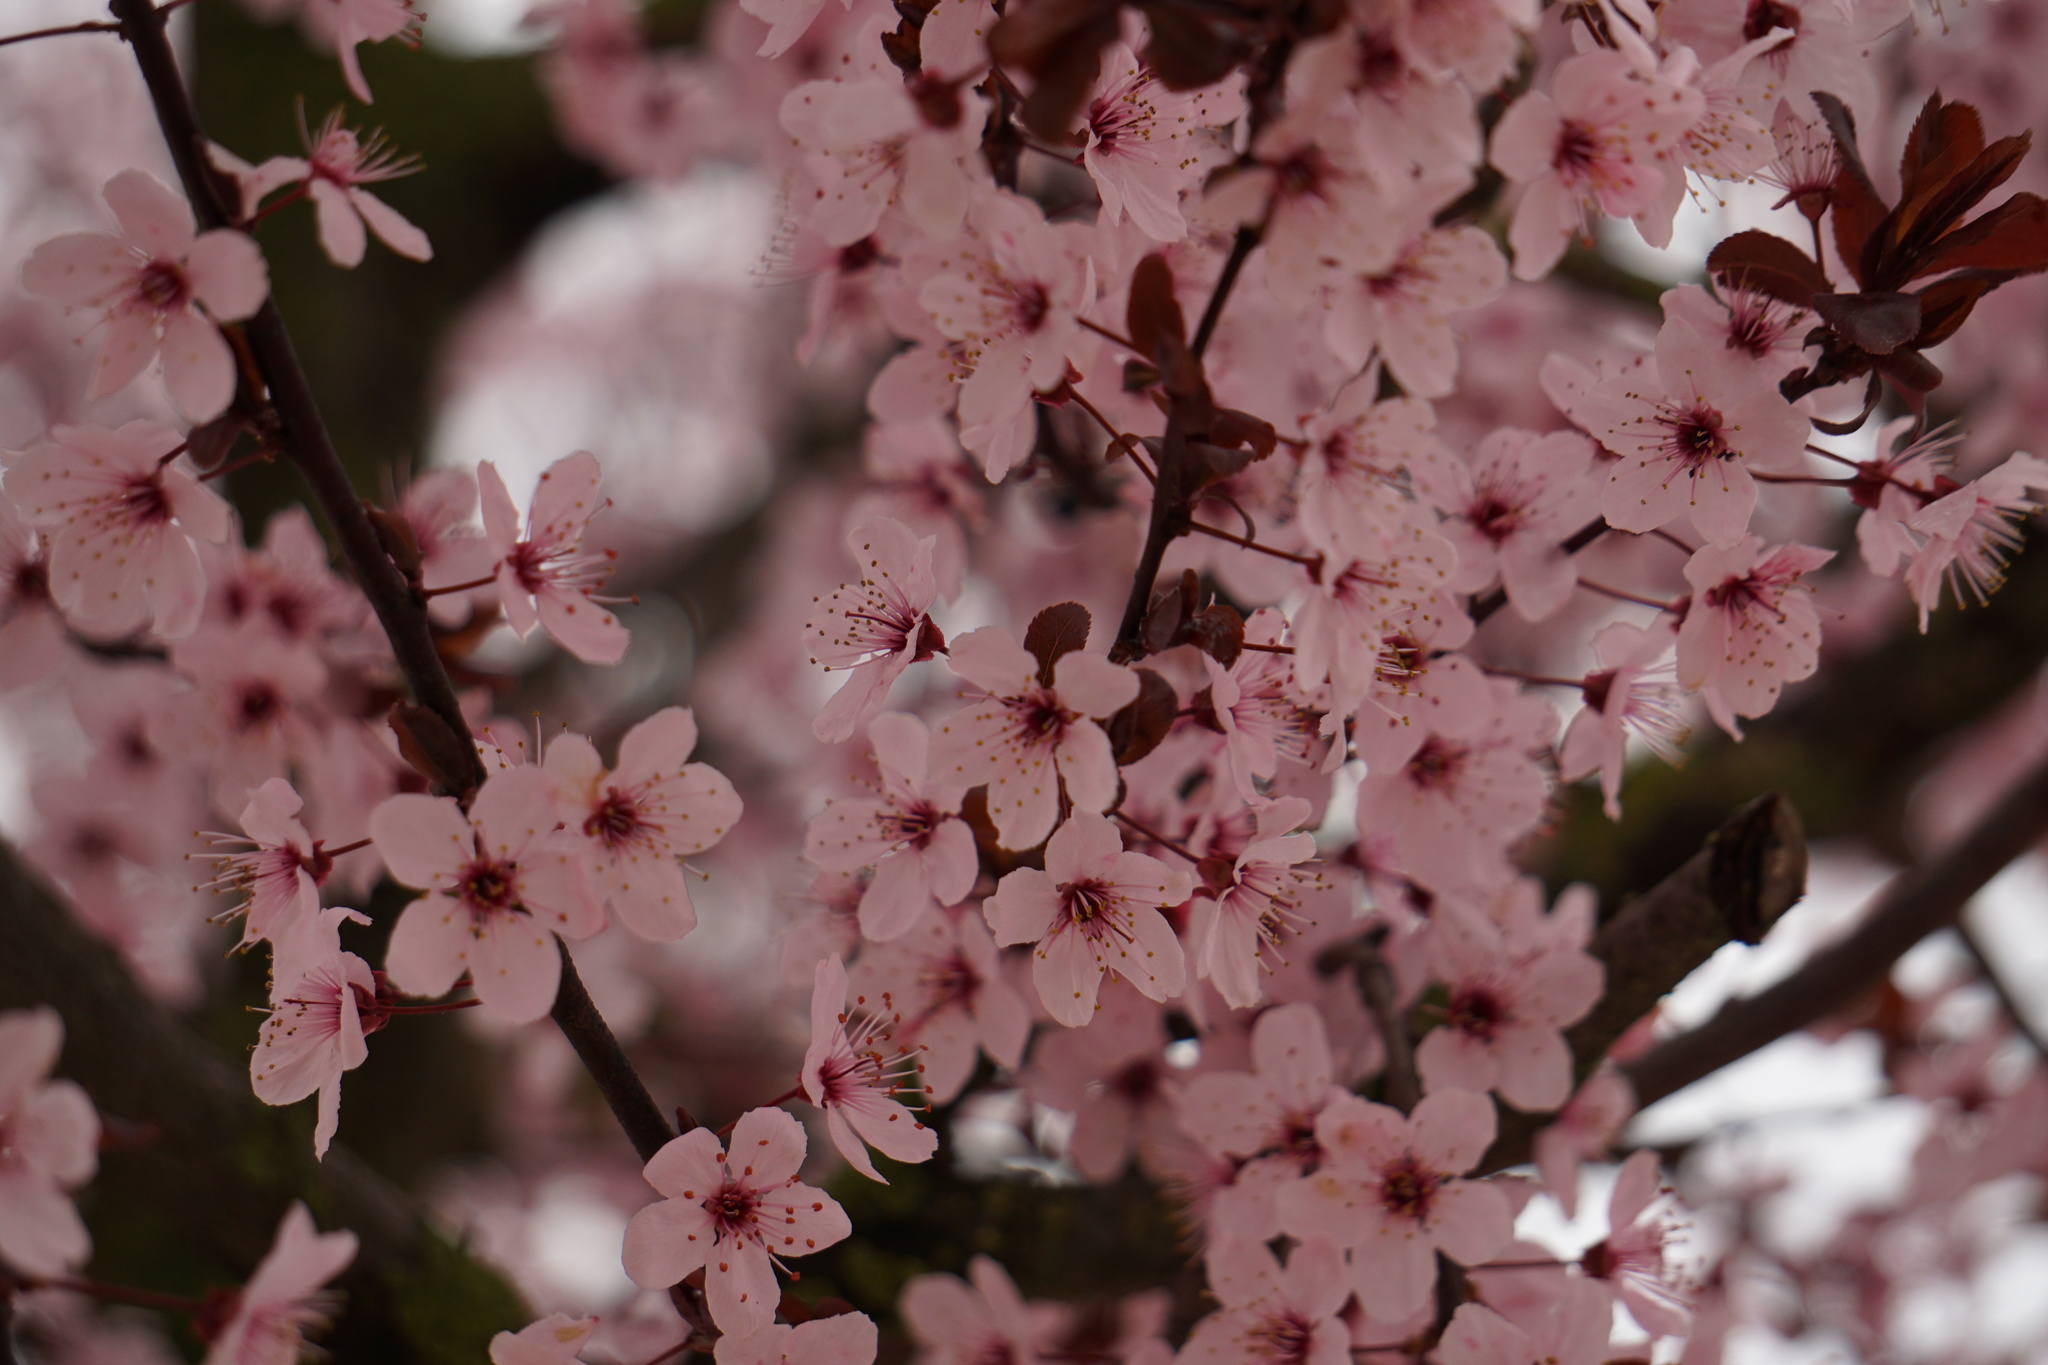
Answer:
[303,0,423,104]
[1580,1149,1693,1338]
[1021,982,1180,1180]
[1321,226,1506,398]
[1276,1088,1512,1320]
[1176,1001,1346,1165]
[899,1255,1066,1365]
[0,1008,99,1277]
[913,191,1097,477]
[1898,453,2048,631]
[1201,609,1326,801]
[622,1106,852,1336]
[1556,620,1690,818]
[1179,1237,1350,1365]
[1532,1069,1636,1217]
[252,908,376,1159]
[1293,373,1449,557]
[1075,46,1244,242]
[215,109,431,267]
[478,452,630,665]
[1436,1278,1613,1365]
[542,707,742,941]
[740,0,848,57]
[803,954,938,1179]
[1661,282,1807,389]
[167,633,328,810]
[1186,797,1321,1009]
[369,765,603,1023]
[395,467,495,623]
[1575,319,1809,546]
[201,1203,358,1365]
[1412,897,1603,1111]
[985,812,1194,1025]
[21,170,267,422]
[806,712,976,939]
[1290,514,1466,717]
[1488,51,1704,281]
[715,1313,879,1365]
[1417,427,1600,622]
[805,517,947,743]
[1676,536,1832,738]
[849,906,1030,1103]
[5,420,233,641]
[931,626,1137,850]
[489,1314,598,1365]
[203,777,328,950]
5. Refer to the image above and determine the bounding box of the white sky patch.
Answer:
[422,0,552,54]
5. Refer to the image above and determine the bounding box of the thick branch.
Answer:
[1622,749,2048,1107]
[552,942,676,1163]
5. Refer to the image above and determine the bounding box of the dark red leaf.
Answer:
[1898,94,1984,213]
[1208,407,1277,458]
[1185,440,1258,492]
[1913,268,2011,348]
[1706,230,1830,306]
[1185,602,1245,668]
[1127,253,1188,364]
[1024,601,1093,684]
[1812,291,1923,355]
[1911,192,2048,279]
[1105,667,1179,766]
[988,0,1122,140]
[1813,92,1889,287]
[1885,133,2031,283]
[1139,571,1195,657]
[1136,0,1256,89]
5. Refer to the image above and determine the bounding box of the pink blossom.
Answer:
[1676,536,1832,738]
[369,765,603,1023]
[478,452,630,665]
[806,712,976,940]
[215,110,431,267]
[740,0,848,58]
[1575,319,1809,546]
[1488,51,1704,280]
[985,812,1193,1025]
[1293,373,1449,557]
[931,626,1137,850]
[1556,620,1690,818]
[1532,1069,1636,1218]
[913,192,1097,478]
[397,467,496,624]
[1075,46,1244,242]
[1201,609,1326,801]
[1413,897,1603,1111]
[849,906,1030,1103]
[805,517,947,743]
[1176,1001,1346,1165]
[1290,514,1467,717]
[166,633,328,810]
[1021,983,1179,1180]
[203,777,327,950]
[5,420,233,641]
[1321,227,1506,398]
[21,170,267,422]
[1899,453,2048,631]
[1186,797,1321,1009]
[0,493,67,691]
[803,953,939,1180]
[542,706,742,941]
[1180,1237,1351,1365]
[715,1313,879,1365]
[622,1106,852,1336]
[1276,1088,1512,1320]
[1417,427,1600,622]
[0,1008,99,1277]
[252,908,376,1159]
[489,1314,598,1365]
[1581,1149,1692,1337]
[899,1255,1066,1365]
[1660,282,1807,390]
[1436,1278,1612,1365]
[303,0,423,104]
[201,1202,358,1365]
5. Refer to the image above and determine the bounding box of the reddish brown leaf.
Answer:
[1913,269,2008,348]
[1024,601,1093,684]
[1814,92,1888,287]
[1885,133,2031,282]
[1136,0,1256,89]
[1139,571,1196,657]
[1910,192,2048,280]
[988,0,1121,140]
[1811,291,1922,355]
[1707,230,1830,307]
[1898,94,1984,213]
[1105,667,1179,766]
[1127,253,1187,363]
[1185,602,1245,668]
[1208,407,1277,458]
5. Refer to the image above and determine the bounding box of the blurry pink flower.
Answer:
[304,0,423,103]
[1900,453,2048,631]
[985,812,1193,1026]
[1488,51,1703,280]
[489,1313,597,1365]
[1676,536,1832,738]
[21,170,267,421]
[1176,1001,1346,1164]
[478,452,630,665]
[0,493,66,691]
[1186,797,1320,1010]
[1556,620,1690,819]
[1021,983,1178,1181]
[216,110,430,267]
[397,467,495,624]
[1660,282,1807,389]
[1181,1237,1350,1365]
[252,908,375,1159]
[5,420,232,641]
[805,517,947,744]
[1294,373,1448,557]
[849,907,1030,1103]
[201,1202,357,1365]
[203,777,326,950]
[715,1312,878,1365]
[1532,1069,1636,1218]
[931,626,1137,850]
[543,706,742,941]
[1076,45,1244,241]
[0,1008,99,1277]
[1436,1278,1612,1365]
[1202,609,1325,801]
[806,712,976,940]
[1413,898,1603,1112]
[900,1255,1066,1365]
[740,0,847,57]
[622,1106,852,1335]
[1577,320,1809,546]
[1418,427,1599,623]
[1581,1149,1692,1337]
[803,954,938,1180]
[1276,1088,1512,1320]
[369,765,603,1023]
[1322,226,1506,398]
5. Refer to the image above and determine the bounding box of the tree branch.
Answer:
[1622,749,2048,1108]
[552,942,677,1162]
[1317,926,1420,1113]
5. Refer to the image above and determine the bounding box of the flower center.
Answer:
[1554,121,1602,177]
[1378,1154,1443,1221]
[585,788,645,848]
[1669,404,1730,466]
[1446,985,1506,1040]
[136,259,191,312]
[119,473,172,527]
[459,858,518,915]
[710,1182,760,1240]
[1405,737,1467,791]
[1743,0,1802,44]
[237,682,283,729]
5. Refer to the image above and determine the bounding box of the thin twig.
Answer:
[0,19,120,49]
[551,942,678,1163]
[1955,920,2048,1057]
[1192,224,1261,360]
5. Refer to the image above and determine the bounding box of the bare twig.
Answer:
[0,18,120,49]
[551,942,678,1163]
[1955,920,2048,1057]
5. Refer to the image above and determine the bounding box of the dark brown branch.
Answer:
[552,941,677,1163]
[1191,224,1260,360]
[1316,926,1420,1113]
[1956,921,2048,1056]
[1622,750,2048,1108]
[0,18,120,48]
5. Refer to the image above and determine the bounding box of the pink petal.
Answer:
[351,187,432,261]
[706,1240,779,1336]
[1052,651,1138,717]
[310,179,368,267]
[186,229,269,320]
[921,816,979,907]
[368,793,474,888]
[623,1196,713,1288]
[382,893,471,998]
[728,1105,809,1186]
[87,308,161,402]
[466,911,562,1023]
[643,1126,727,1198]
[859,850,933,941]
[1410,1088,1497,1174]
[1428,1179,1514,1266]
[103,169,196,256]
[0,1175,92,1276]
[1033,921,1106,1026]
[986,868,1059,946]
[158,306,237,422]
[603,854,697,940]
[537,584,630,664]
[476,460,520,555]
[20,233,131,306]
[944,626,1038,695]
[613,705,701,787]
